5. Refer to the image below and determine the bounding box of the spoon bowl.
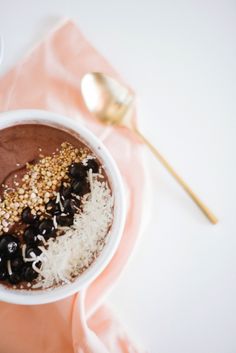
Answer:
[81,73,134,126]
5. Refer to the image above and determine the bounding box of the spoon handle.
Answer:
[133,127,218,224]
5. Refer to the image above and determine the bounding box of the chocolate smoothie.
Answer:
[0,123,113,290]
[0,124,89,193]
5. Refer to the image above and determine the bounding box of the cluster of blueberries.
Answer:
[0,159,98,286]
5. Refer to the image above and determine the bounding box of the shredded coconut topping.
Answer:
[33,175,113,289]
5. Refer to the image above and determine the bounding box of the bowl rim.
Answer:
[0,109,126,305]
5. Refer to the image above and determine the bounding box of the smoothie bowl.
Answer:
[0,110,126,305]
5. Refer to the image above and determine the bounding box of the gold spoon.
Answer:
[81,72,218,224]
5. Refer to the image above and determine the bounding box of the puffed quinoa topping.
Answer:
[0,142,88,232]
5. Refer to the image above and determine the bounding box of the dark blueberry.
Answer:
[0,254,6,268]
[72,180,90,196]
[38,219,55,238]
[21,207,38,224]
[23,226,39,245]
[11,257,24,274]
[26,247,42,259]
[69,163,87,180]
[0,256,7,280]
[71,180,81,195]
[0,268,7,280]
[22,264,38,282]
[56,214,74,227]
[60,184,72,199]
[85,159,99,173]
[45,199,60,215]
[33,216,41,228]
[8,273,21,285]
[63,198,78,216]
[0,234,20,259]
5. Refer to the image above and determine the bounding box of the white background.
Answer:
[1,1,236,352]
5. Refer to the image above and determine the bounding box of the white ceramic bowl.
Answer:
[0,109,126,305]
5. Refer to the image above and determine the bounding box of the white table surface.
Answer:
[1,1,236,352]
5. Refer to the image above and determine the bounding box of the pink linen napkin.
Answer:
[0,20,147,353]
